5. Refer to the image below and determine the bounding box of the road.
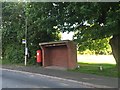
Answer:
[1,69,92,88]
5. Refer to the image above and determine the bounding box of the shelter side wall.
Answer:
[67,41,77,69]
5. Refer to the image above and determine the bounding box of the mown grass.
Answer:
[0,59,2,64]
[2,59,119,77]
[69,63,119,78]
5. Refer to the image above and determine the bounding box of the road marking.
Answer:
[1,68,111,88]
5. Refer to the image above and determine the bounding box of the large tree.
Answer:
[2,2,60,63]
[2,2,120,67]
[38,2,119,66]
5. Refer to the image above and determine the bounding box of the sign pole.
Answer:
[25,1,27,66]
[22,39,27,66]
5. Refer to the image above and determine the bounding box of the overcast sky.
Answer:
[61,32,74,40]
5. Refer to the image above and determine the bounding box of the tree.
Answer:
[2,2,60,64]
[38,2,119,66]
[2,2,120,67]
[77,37,112,55]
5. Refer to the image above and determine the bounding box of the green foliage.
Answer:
[2,2,119,64]
[3,44,24,64]
[77,37,112,55]
[42,2,119,55]
[2,2,60,64]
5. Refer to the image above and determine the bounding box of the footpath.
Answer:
[1,65,119,88]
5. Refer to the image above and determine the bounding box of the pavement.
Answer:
[1,65,119,88]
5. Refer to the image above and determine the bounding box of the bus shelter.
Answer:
[39,40,77,69]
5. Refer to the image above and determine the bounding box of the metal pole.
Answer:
[25,1,27,66]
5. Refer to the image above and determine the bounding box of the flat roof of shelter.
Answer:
[39,40,70,46]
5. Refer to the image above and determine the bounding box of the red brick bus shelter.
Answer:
[39,40,77,69]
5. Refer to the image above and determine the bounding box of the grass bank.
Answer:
[2,59,119,77]
[69,63,118,78]
[0,59,2,65]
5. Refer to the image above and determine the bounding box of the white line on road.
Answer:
[1,68,111,88]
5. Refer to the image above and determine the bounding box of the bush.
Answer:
[2,44,24,64]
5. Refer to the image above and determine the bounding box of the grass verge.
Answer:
[69,63,119,78]
[0,60,2,65]
[2,59,119,78]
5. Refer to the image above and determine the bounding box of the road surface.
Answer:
[1,68,92,88]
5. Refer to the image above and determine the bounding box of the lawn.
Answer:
[0,60,2,65]
[77,55,116,64]
[2,56,119,77]
[69,63,119,78]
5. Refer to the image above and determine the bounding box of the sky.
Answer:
[61,32,74,40]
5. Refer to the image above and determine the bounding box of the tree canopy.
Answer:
[42,2,119,65]
[43,2,119,48]
[28,2,119,54]
[2,2,120,65]
[2,2,60,64]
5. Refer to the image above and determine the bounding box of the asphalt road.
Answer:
[1,69,92,88]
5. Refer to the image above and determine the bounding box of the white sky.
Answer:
[61,32,74,40]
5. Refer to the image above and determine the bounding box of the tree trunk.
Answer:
[109,35,120,70]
